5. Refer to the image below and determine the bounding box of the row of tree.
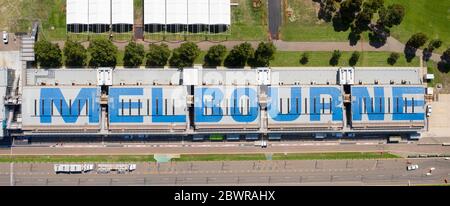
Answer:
[34,39,277,69]
[300,50,400,66]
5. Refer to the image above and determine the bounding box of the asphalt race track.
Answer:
[1,159,449,186]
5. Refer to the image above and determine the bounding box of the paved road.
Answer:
[1,159,449,186]
[1,141,449,157]
[423,94,450,138]
[268,0,282,40]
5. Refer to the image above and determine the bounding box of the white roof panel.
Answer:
[166,0,188,24]
[66,0,89,25]
[144,0,166,24]
[89,0,111,25]
[210,0,230,25]
[188,0,209,24]
[112,0,134,24]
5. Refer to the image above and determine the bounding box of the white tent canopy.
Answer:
[143,0,231,27]
[89,0,111,25]
[112,0,134,25]
[188,0,209,25]
[210,0,231,25]
[166,0,188,25]
[144,0,166,24]
[66,0,89,25]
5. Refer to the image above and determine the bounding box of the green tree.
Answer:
[362,0,384,13]
[349,51,360,66]
[224,42,254,68]
[439,48,450,71]
[88,38,118,67]
[406,32,428,49]
[338,0,363,24]
[34,39,62,68]
[123,41,145,68]
[204,45,227,67]
[169,42,200,68]
[300,52,309,65]
[378,4,405,28]
[353,8,374,32]
[318,0,338,21]
[250,42,277,67]
[387,52,400,65]
[63,40,87,68]
[427,39,443,51]
[146,43,171,67]
[329,50,341,66]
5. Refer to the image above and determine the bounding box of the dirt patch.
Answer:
[283,0,322,25]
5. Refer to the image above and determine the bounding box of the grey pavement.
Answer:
[268,0,282,40]
[422,94,450,139]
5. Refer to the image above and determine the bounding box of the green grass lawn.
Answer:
[426,61,450,93]
[0,152,400,163]
[0,155,156,163]
[280,0,350,41]
[271,51,420,67]
[385,0,450,54]
[229,0,268,41]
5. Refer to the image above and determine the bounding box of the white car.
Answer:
[2,31,8,44]
[407,164,419,171]
[426,105,432,117]
[445,157,450,160]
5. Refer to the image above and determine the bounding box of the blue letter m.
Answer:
[39,88,100,124]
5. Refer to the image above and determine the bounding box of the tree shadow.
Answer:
[422,48,433,62]
[437,61,450,73]
[300,56,309,65]
[332,14,350,32]
[348,32,361,46]
[404,46,417,63]
[368,32,387,48]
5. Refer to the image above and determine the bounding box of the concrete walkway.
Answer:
[54,37,443,63]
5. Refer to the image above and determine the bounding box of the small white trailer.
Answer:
[54,164,95,174]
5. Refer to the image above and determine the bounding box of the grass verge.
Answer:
[271,51,420,67]
[0,152,400,163]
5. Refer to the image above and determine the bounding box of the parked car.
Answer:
[2,31,8,44]
[426,105,432,117]
[407,164,419,171]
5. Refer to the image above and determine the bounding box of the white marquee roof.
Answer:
[210,0,231,25]
[112,0,134,24]
[188,0,209,24]
[166,0,188,24]
[144,0,166,24]
[66,0,89,25]
[143,0,231,25]
[89,0,111,25]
